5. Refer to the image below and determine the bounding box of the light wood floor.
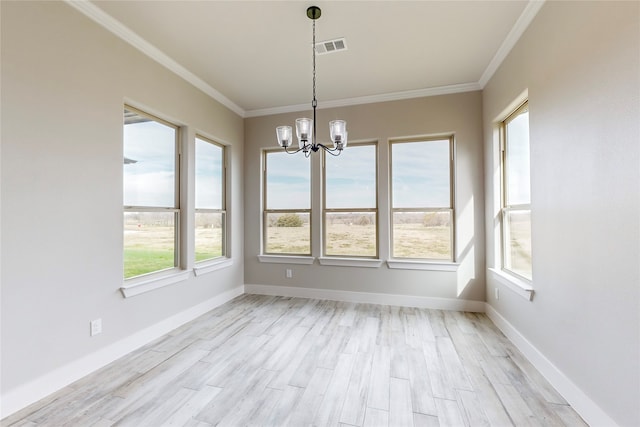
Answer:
[2,294,587,427]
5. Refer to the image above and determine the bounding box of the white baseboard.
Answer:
[485,304,618,427]
[245,283,486,312]
[0,285,244,419]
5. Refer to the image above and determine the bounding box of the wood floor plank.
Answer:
[463,363,515,427]
[260,385,304,426]
[504,345,568,405]
[6,386,80,425]
[414,308,436,343]
[406,347,437,416]
[285,367,333,425]
[389,377,414,427]
[375,305,390,347]
[215,370,278,427]
[317,325,351,369]
[245,386,283,423]
[434,398,466,427]
[456,389,490,427]
[422,341,457,401]
[263,325,310,371]
[314,353,356,426]
[339,351,374,425]
[114,387,196,427]
[367,344,391,411]
[427,310,448,337]
[413,412,440,427]
[552,403,589,427]
[195,367,273,425]
[205,334,270,387]
[363,407,390,427]
[436,336,473,391]
[162,385,222,426]
[491,382,540,426]
[403,313,422,349]
[390,345,410,380]
[266,326,318,390]
[2,296,586,427]
[357,316,380,354]
[288,331,332,388]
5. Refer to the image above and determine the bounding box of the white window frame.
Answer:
[123,105,181,281]
[389,136,456,262]
[262,149,312,256]
[194,135,227,264]
[322,141,379,259]
[500,100,533,282]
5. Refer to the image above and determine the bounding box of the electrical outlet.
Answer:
[286,269,293,279]
[495,288,500,300]
[90,318,102,336]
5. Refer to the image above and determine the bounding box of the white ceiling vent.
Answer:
[314,37,347,55]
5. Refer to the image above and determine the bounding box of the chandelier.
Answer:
[275,6,347,157]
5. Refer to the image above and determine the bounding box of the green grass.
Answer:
[124,248,175,279]
[195,249,222,262]
[124,248,224,278]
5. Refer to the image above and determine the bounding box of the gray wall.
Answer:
[1,1,244,397]
[2,0,639,425]
[244,92,486,302]
[483,2,639,425]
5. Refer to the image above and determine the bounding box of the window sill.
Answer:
[318,257,384,268]
[120,269,191,298]
[194,258,233,276]
[387,260,458,271]
[488,268,534,301]
[258,255,315,265]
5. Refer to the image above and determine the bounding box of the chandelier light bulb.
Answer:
[276,126,292,148]
[296,118,313,148]
[329,120,347,149]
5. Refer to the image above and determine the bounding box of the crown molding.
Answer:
[64,0,245,117]
[65,0,543,119]
[244,82,482,118]
[479,0,546,88]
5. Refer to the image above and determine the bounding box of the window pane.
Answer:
[124,211,176,278]
[505,110,530,205]
[392,140,450,208]
[504,209,532,279]
[265,212,310,254]
[266,152,310,210]
[325,145,376,209]
[325,212,376,257]
[195,212,224,262]
[123,110,176,207]
[195,137,223,210]
[392,211,452,259]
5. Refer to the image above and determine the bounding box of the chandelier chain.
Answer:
[312,17,317,107]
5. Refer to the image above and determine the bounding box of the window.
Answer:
[195,136,226,262]
[501,102,532,280]
[263,150,311,255]
[123,107,180,279]
[323,143,378,257]
[390,137,454,260]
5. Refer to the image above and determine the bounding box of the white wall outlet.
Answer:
[495,288,500,300]
[90,318,102,336]
[286,269,293,279]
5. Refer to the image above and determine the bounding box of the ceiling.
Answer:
[71,1,542,117]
